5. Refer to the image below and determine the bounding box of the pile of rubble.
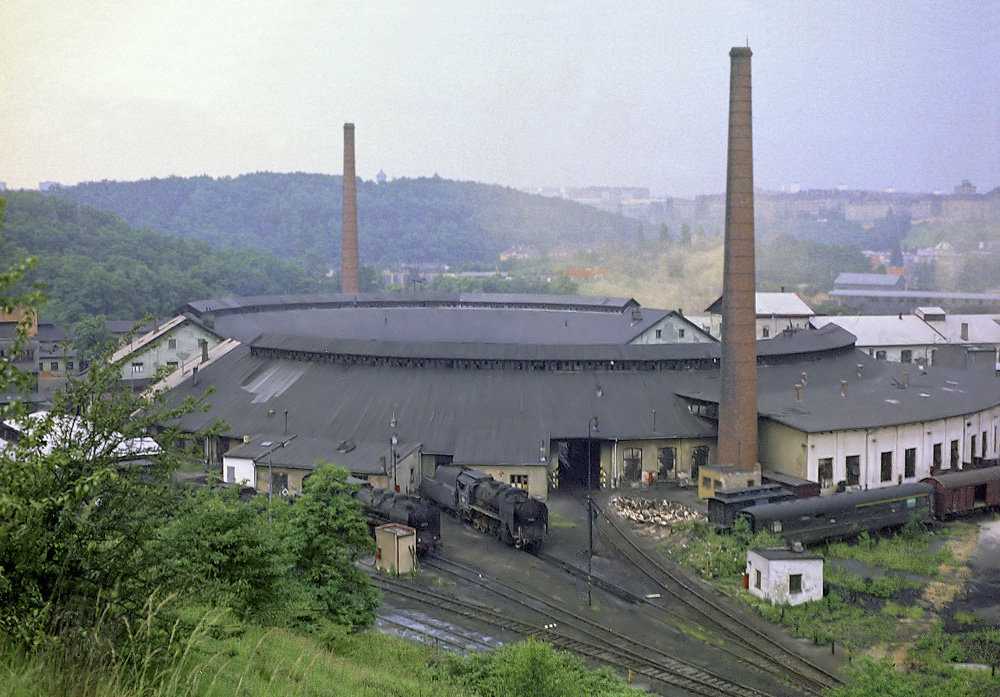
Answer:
[611,496,705,527]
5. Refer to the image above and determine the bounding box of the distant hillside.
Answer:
[0,191,318,323]
[50,173,637,273]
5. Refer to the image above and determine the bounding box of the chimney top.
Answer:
[344,122,354,130]
[730,46,752,57]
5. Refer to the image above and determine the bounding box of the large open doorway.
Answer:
[556,438,602,491]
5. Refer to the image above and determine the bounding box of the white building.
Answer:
[746,548,823,606]
[706,292,816,340]
[812,308,1000,367]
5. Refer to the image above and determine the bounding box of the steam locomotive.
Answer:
[418,466,548,551]
[353,485,441,555]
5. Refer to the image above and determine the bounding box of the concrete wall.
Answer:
[608,437,715,489]
[747,550,823,606]
[764,404,1000,496]
[759,421,809,480]
[222,455,255,485]
[477,464,548,501]
[122,324,221,382]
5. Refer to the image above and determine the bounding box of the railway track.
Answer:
[589,496,845,695]
[370,567,774,697]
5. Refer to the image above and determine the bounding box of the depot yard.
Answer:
[616,490,1000,691]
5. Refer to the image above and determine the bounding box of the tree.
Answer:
[0,200,45,408]
[71,314,114,368]
[680,222,692,245]
[150,485,296,622]
[283,465,380,628]
[0,352,210,644]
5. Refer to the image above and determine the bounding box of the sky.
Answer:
[2,1,998,197]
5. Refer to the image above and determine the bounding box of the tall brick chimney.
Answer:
[717,46,758,473]
[341,123,360,293]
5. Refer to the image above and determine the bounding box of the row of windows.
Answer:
[818,439,967,487]
[38,360,74,371]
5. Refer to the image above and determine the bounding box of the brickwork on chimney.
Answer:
[341,123,360,293]
[717,47,758,471]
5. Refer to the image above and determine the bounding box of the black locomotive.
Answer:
[418,466,548,551]
[736,482,935,546]
[353,485,441,555]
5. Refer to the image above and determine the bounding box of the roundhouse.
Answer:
[155,293,1000,500]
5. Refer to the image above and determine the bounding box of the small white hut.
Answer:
[746,548,823,606]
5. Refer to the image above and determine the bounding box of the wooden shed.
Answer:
[375,524,417,576]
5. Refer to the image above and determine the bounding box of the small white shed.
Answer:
[746,548,823,606]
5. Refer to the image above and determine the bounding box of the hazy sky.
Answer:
[3,1,998,196]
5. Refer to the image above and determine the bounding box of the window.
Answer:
[789,573,802,594]
[702,476,711,489]
[168,338,177,349]
[66,361,73,370]
[951,440,960,468]
[678,328,685,338]
[655,329,662,339]
[818,458,833,488]
[933,443,942,469]
[763,327,770,338]
[131,362,143,375]
[510,474,528,490]
[50,361,59,370]
[657,446,676,478]
[900,349,912,363]
[876,350,887,360]
[692,445,709,478]
[846,455,860,486]
[623,448,642,481]
[880,451,893,482]
[226,465,235,483]
[904,448,916,478]
[38,362,44,371]
[971,435,977,461]
[271,471,289,495]
[983,431,988,459]
[755,569,761,589]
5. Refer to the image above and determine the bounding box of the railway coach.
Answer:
[737,483,935,546]
[921,466,1000,518]
[708,483,796,531]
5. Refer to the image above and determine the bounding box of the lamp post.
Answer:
[587,415,599,607]
[390,412,398,492]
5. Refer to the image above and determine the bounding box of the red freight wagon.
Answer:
[921,467,1000,517]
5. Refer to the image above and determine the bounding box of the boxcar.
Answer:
[921,467,1000,518]
[708,484,795,530]
[738,483,935,546]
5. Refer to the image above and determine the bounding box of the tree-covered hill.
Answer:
[49,173,637,273]
[1,191,318,323]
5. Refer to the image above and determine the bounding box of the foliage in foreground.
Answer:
[828,657,1000,697]
[446,637,640,697]
[1,616,644,697]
